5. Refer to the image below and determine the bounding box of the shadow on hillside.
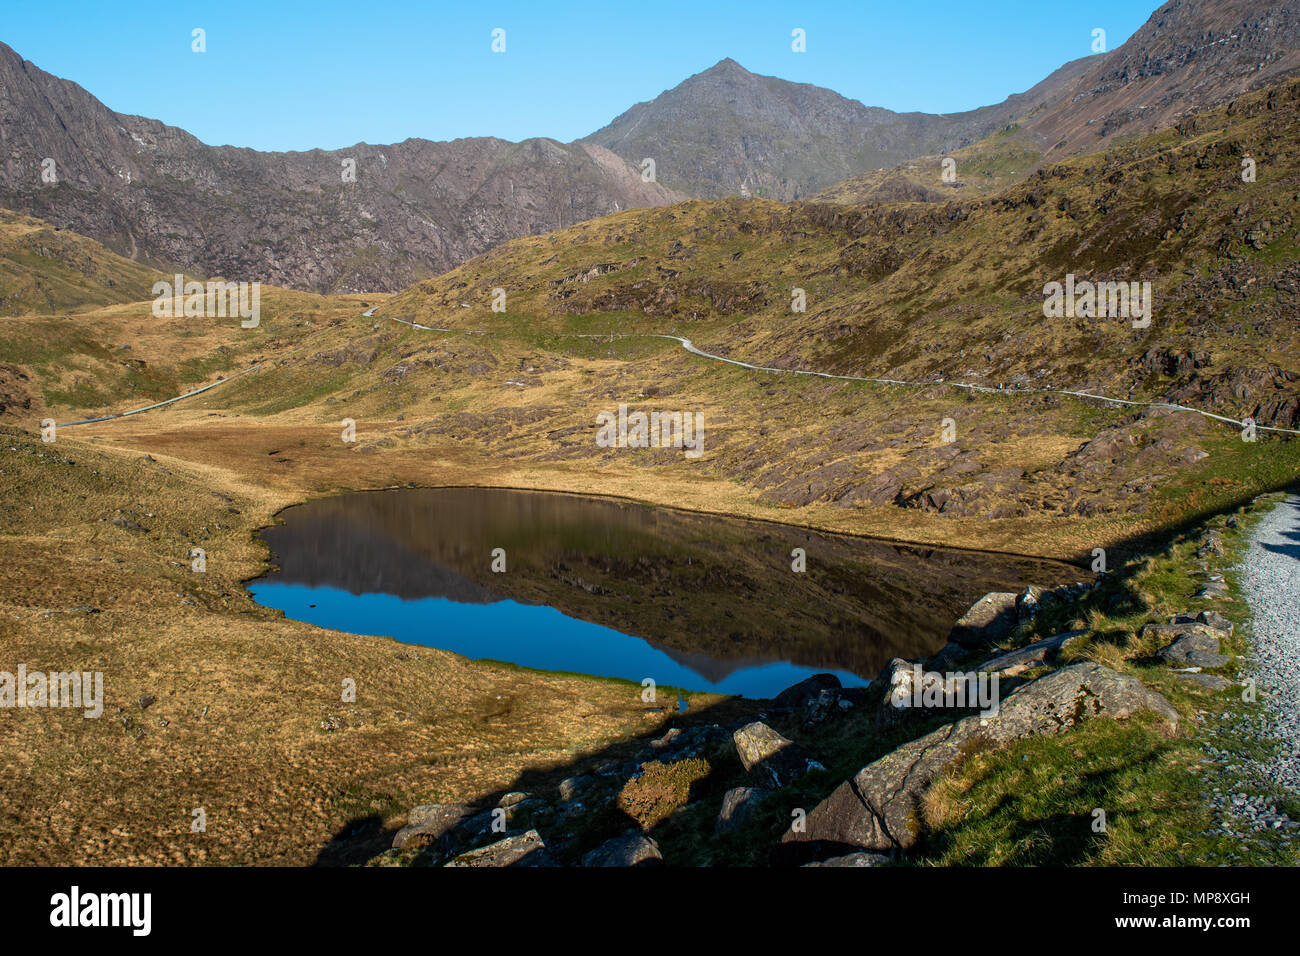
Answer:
[1060,481,1300,569]
[311,691,758,868]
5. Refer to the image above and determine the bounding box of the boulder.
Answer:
[558,775,595,802]
[1015,586,1044,623]
[1198,610,1234,635]
[392,804,473,851]
[1158,633,1228,669]
[733,722,822,789]
[445,830,554,867]
[715,787,768,835]
[949,592,1020,648]
[1142,622,1228,643]
[581,831,663,867]
[802,852,891,867]
[875,658,918,725]
[772,673,841,711]
[780,664,1178,859]
[976,630,1088,678]
[802,688,841,728]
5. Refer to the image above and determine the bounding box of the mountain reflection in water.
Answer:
[247,488,1080,698]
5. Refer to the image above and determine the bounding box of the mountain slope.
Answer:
[0,40,682,294]
[391,75,1300,438]
[0,207,163,314]
[1027,0,1300,160]
[579,56,1093,201]
[819,0,1300,206]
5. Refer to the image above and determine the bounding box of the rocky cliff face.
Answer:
[0,41,682,293]
[1025,0,1300,158]
[579,57,1088,201]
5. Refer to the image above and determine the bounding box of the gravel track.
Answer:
[1240,494,1300,794]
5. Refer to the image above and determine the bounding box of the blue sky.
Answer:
[3,1,1160,152]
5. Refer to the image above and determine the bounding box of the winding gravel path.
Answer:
[56,313,1300,437]
[1240,494,1300,793]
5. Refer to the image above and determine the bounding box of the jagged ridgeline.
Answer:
[3,0,1299,292]
[391,77,1300,434]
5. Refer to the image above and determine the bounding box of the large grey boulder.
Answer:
[392,804,473,850]
[803,852,891,867]
[772,673,841,710]
[581,831,663,867]
[715,786,768,834]
[1158,633,1228,669]
[733,722,822,789]
[949,592,1020,648]
[976,630,1088,678]
[780,663,1178,858]
[1143,621,1229,642]
[445,830,555,867]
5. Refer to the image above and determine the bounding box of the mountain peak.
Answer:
[705,57,749,74]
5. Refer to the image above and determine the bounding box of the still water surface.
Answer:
[248,488,1078,698]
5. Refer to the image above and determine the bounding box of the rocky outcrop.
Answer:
[733,722,823,789]
[948,592,1021,647]
[445,830,554,867]
[391,803,474,851]
[581,832,663,867]
[976,630,1088,677]
[781,663,1178,860]
[771,673,841,711]
[715,787,768,835]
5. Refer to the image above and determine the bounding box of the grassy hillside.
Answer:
[0,208,164,315]
[388,79,1300,424]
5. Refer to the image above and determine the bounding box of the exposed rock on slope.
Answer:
[0,41,681,294]
[780,663,1179,858]
[581,56,1090,201]
[820,0,1300,205]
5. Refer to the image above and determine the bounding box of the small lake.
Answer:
[248,488,1080,698]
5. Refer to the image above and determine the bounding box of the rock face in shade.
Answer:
[715,787,768,835]
[581,832,664,867]
[771,673,841,711]
[948,592,1020,647]
[733,722,822,789]
[391,803,474,851]
[444,830,555,867]
[780,664,1178,861]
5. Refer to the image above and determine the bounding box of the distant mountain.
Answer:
[3,0,1298,292]
[0,40,682,294]
[1026,0,1300,158]
[820,0,1300,205]
[579,57,1091,201]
